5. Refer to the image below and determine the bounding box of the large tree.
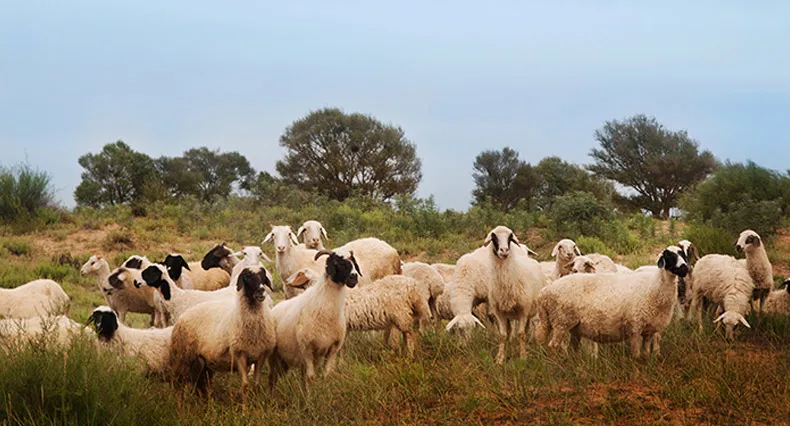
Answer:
[589,114,717,218]
[533,156,616,210]
[159,147,255,202]
[471,147,538,210]
[74,141,157,207]
[276,108,422,201]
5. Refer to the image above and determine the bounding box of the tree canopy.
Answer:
[74,141,157,207]
[589,114,717,218]
[159,147,255,202]
[276,108,422,202]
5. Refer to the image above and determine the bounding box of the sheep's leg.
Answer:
[651,334,661,357]
[148,313,156,327]
[268,353,287,392]
[383,327,394,349]
[641,334,652,357]
[118,310,127,324]
[324,343,342,378]
[493,313,508,364]
[548,324,567,351]
[403,330,415,358]
[629,333,642,359]
[569,331,582,353]
[690,293,704,334]
[514,318,527,358]
[237,353,249,401]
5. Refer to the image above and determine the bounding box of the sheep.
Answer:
[689,253,754,341]
[332,237,402,286]
[566,254,620,274]
[475,226,547,363]
[104,265,157,325]
[401,261,445,321]
[735,230,774,313]
[264,225,321,299]
[541,238,581,281]
[139,264,233,327]
[0,315,88,349]
[297,220,328,250]
[444,246,492,336]
[87,306,172,375]
[764,280,790,314]
[178,246,235,292]
[228,246,274,294]
[81,255,152,325]
[199,243,240,274]
[161,254,194,289]
[0,279,70,319]
[268,250,360,388]
[430,263,456,283]
[170,266,276,398]
[534,245,689,358]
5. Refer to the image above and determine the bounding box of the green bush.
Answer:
[575,236,613,256]
[1,238,32,256]
[684,223,737,256]
[0,163,56,224]
[546,191,615,239]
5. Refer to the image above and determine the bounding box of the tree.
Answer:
[589,114,717,218]
[159,147,255,202]
[276,108,422,202]
[533,156,616,210]
[471,147,538,211]
[74,141,157,207]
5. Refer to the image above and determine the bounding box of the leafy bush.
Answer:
[1,238,32,256]
[684,223,737,256]
[682,161,790,237]
[546,191,615,239]
[575,236,613,256]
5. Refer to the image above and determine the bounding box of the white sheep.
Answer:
[430,263,456,283]
[735,230,774,313]
[401,261,445,321]
[444,246,491,335]
[332,237,402,286]
[534,245,689,358]
[139,264,233,327]
[0,279,70,319]
[268,250,360,387]
[263,225,321,299]
[0,315,88,349]
[170,266,276,398]
[541,238,581,281]
[297,220,328,250]
[689,253,753,341]
[764,280,790,314]
[87,306,172,375]
[228,246,274,292]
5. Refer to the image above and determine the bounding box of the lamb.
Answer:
[139,264,233,327]
[170,266,276,398]
[735,230,774,313]
[534,245,689,358]
[297,220,328,250]
[763,280,790,314]
[0,315,88,349]
[0,279,70,319]
[541,238,581,281]
[332,237,402,286]
[268,250,360,387]
[689,253,754,341]
[401,261,445,320]
[460,226,546,363]
[430,263,456,283]
[87,306,172,375]
[264,225,321,298]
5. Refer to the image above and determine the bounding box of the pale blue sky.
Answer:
[2,1,789,210]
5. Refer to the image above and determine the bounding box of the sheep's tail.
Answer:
[533,298,551,345]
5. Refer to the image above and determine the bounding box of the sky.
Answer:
[1,1,789,211]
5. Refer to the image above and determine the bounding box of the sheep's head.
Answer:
[122,255,149,270]
[107,268,132,292]
[263,226,300,254]
[141,264,173,300]
[162,254,191,281]
[714,311,750,341]
[87,306,119,342]
[445,314,485,337]
[657,246,689,278]
[484,226,519,259]
[297,220,328,250]
[735,230,761,253]
[231,246,272,263]
[315,250,360,288]
[552,239,581,262]
[201,243,237,272]
[236,266,272,307]
[567,256,596,274]
[677,239,699,263]
[80,255,106,276]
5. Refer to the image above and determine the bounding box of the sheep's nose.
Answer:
[276,246,286,253]
[312,238,319,245]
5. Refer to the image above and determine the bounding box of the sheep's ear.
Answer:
[574,245,582,256]
[690,243,700,261]
[738,315,751,328]
[584,261,595,273]
[262,232,274,245]
[287,270,310,288]
[783,280,790,293]
[236,270,250,291]
[484,233,494,247]
[526,247,538,257]
[296,226,306,239]
[349,251,362,277]
[657,252,667,269]
[259,252,272,262]
[178,255,190,271]
[508,233,520,247]
[320,227,328,240]
[289,232,300,246]
[713,313,726,324]
[231,251,244,258]
[551,243,561,257]
[746,235,761,246]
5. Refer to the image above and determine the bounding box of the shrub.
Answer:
[684,223,736,256]
[546,191,615,239]
[575,236,613,256]
[0,163,56,224]
[1,238,32,256]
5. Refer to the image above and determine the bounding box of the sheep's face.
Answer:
[236,267,272,306]
[298,220,327,250]
[162,254,190,281]
[87,306,119,342]
[677,239,699,263]
[568,256,595,274]
[141,265,172,300]
[201,243,236,271]
[81,255,104,276]
[552,239,581,262]
[233,246,271,263]
[735,230,761,253]
[263,226,299,254]
[317,251,361,287]
[714,311,750,341]
[484,226,519,259]
[657,246,689,278]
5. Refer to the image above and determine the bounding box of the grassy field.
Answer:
[2,204,790,425]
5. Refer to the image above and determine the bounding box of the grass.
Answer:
[1,202,789,424]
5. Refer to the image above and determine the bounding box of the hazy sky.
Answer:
[2,1,789,210]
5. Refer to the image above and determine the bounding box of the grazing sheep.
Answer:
[541,238,581,281]
[297,220,328,250]
[0,279,70,319]
[764,280,790,314]
[332,237,402,286]
[268,250,360,387]
[139,264,232,327]
[735,230,774,313]
[264,225,321,299]
[430,263,456,283]
[535,245,689,358]
[170,266,276,398]
[0,315,88,349]
[87,306,172,375]
[689,253,754,341]
[401,261,445,321]
[444,246,491,335]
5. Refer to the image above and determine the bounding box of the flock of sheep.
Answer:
[2,219,790,399]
